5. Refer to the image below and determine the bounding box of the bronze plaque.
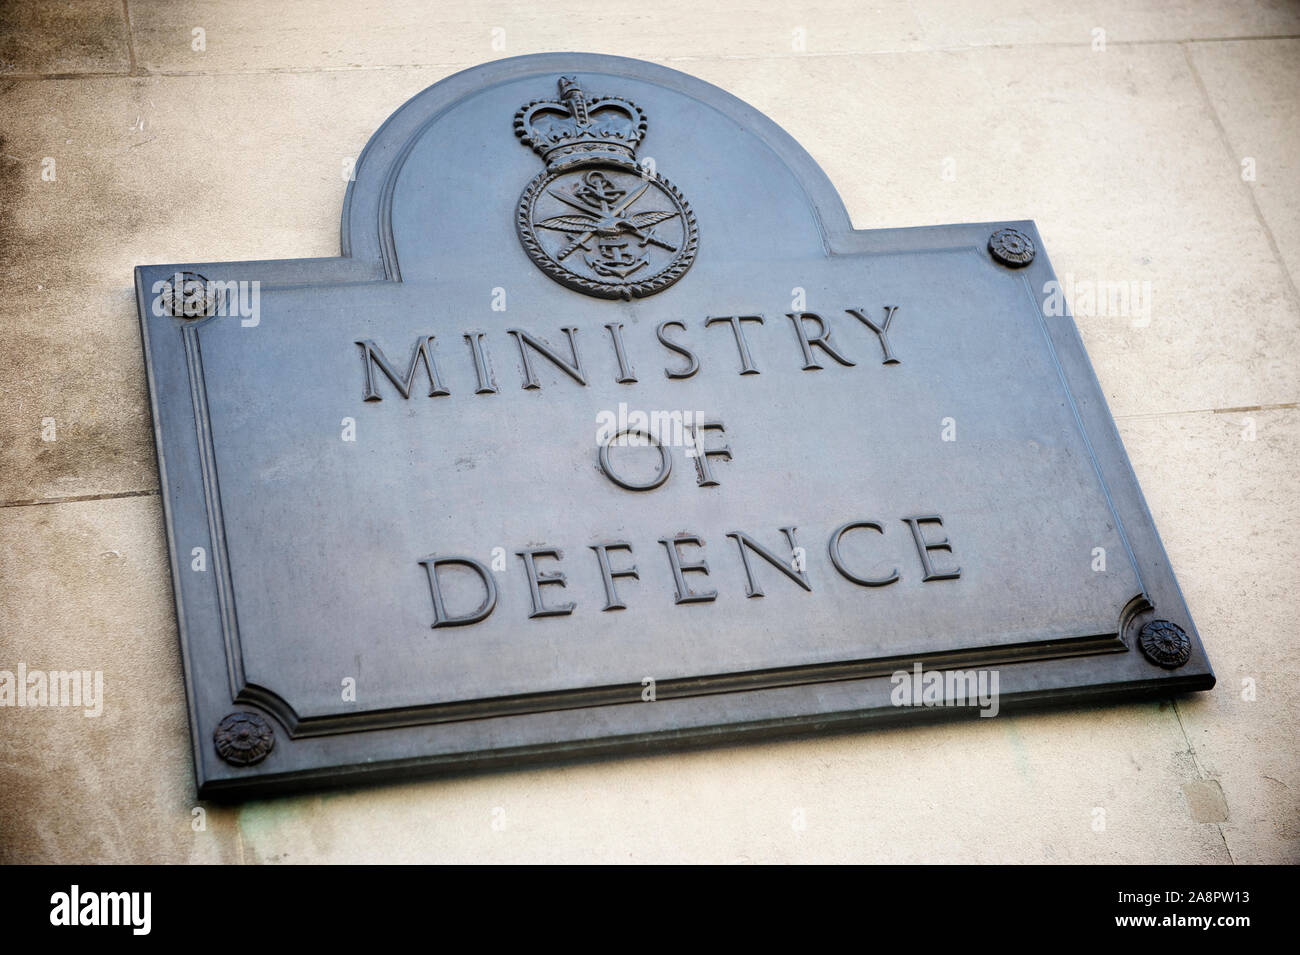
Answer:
[135,54,1212,797]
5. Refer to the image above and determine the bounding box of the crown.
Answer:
[515,77,647,170]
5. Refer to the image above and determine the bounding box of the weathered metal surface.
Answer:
[134,53,1213,798]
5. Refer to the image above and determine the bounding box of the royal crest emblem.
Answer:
[515,76,698,300]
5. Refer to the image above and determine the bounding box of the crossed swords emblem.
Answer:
[535,171,681,277]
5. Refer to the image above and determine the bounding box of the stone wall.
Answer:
[1,0,1296,863]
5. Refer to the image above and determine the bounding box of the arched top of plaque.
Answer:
[340,53,855,294]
